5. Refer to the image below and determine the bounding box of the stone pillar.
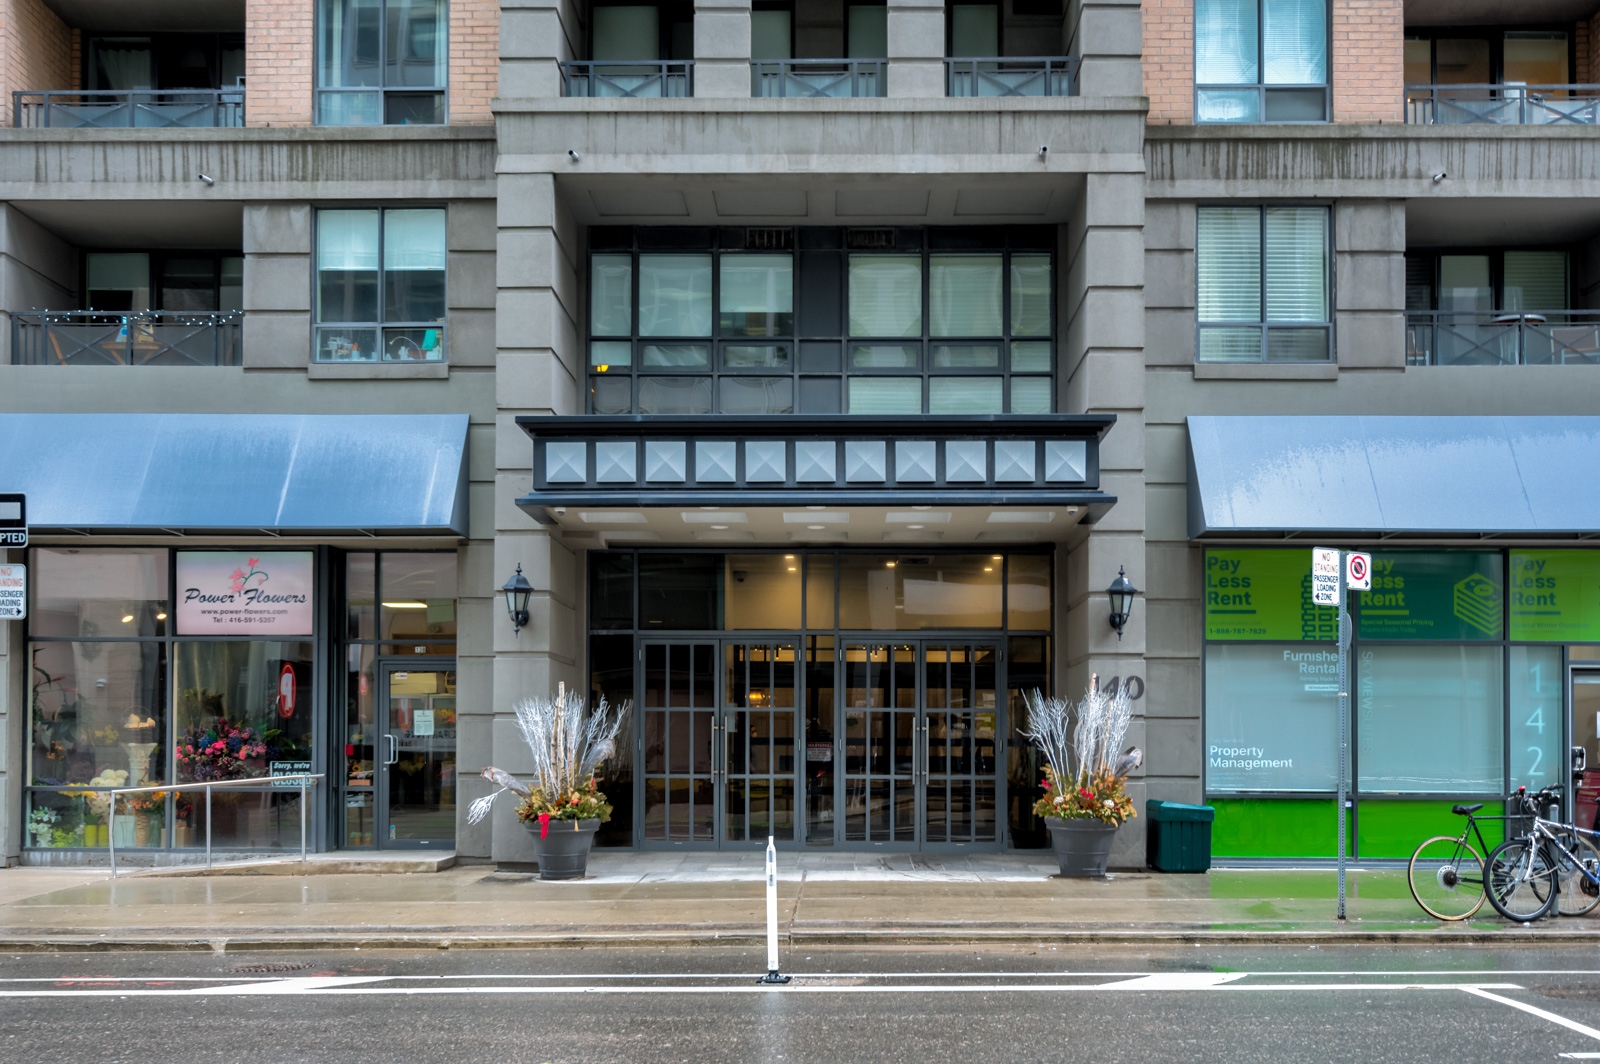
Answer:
[694,0,753,98]
[886,0,945,98]
[1334,200,1406,370]
[1059,171,1147,868]
[241,203,313,369]
[1068,0,1143,98]
[500,0,582,100]
[491,171,584,865]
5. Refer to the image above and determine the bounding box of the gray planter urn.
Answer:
[524,817,600,880]
[1045,816,1120,877]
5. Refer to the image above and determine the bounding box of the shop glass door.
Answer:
[721,643,797,846]
[377,665,457,848]
[640,642,718,844]
[1574,670,1600,832]
[840,643,919,847]
[922,643,1001,847]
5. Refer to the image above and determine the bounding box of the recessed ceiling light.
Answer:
[912,505,931,511]
[156,612,167,620]
[121,615,134,623]
[383,601,429,609]
[711,524,729,530]
[886,561,896,568]
[787,566,797,572]
[807,505,827,510]
[984,567,993,572]
[784,554,795,559]
[807,524,825,530]
[907,524,924,530]
[699,506,720,510]
[992,555,1003,560]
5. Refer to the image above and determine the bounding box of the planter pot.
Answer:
[1046,817,1120,877]
[525,818,600,880]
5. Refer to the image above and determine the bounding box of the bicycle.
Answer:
[1408,802,1501,920]
[1483,784,1600,922]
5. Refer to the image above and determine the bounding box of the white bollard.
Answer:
[758,835,790,985]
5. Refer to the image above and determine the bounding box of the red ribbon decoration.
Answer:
[538,812,550,839]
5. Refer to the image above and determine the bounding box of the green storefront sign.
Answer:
[1205,549,1336,641]
[1509,551,1600,642]
[1356,552,1503,641]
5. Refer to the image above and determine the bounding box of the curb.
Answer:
[7,926,1600,953]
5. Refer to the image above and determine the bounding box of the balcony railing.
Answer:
[1405,84,1600,125]
[14,89,245,129]
[561,61,693,98]
[13,311,243,366]
[1406,310,1600,366]
[752,59,886,98]
[946,57,1079,98]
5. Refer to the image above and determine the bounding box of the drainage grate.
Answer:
[231,962,312,974]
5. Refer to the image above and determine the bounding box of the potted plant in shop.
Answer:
[1023,676,1142,877]
[468,683,630,880]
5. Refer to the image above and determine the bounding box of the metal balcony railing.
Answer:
[1406,310,1600,366]
[13,310,243,366]
[14,88,246,129]
[1405,84,1600,125]
[561,61,693,98]
[946,57,1079,98]
[752,59,886,98]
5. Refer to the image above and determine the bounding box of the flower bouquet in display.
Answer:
[176,720,269,781]
[1023,675,1143,877]
[468,683,629,880]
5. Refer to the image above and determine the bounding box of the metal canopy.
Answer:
[1187,415,1600,539]
[0,413,469,536]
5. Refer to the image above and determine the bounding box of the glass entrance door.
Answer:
[639,640,797,848]
[1574,670,1600,832]
[836,640,1004,848]
[377,664,456,848]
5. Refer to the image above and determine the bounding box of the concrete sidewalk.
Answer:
[3,852,1597,952]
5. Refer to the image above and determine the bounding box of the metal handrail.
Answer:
[13,309,243,366]
[1404,83,1600,125]
[751,58,887,98]
[107,773,325,877]
[13,88,246,128]
[945,56,1080,97]
[1405,309,1600,366]
[561,60,694,98]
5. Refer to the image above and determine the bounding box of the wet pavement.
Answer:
[2,853,1596,948]
[5,944,1600,1063]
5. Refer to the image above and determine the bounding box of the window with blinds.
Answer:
[1195,0,1328,123]
[315,206,447,362]
[588,227,1054,415]
[1197,205,1330,363]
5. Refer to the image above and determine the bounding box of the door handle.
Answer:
[386,734,399,765]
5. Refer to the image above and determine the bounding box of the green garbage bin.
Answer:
[1146,800,1214,873]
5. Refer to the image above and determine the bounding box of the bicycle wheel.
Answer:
[1486,838,1557,922]
[1408,835,1486,920]
[1554,831,1600,917]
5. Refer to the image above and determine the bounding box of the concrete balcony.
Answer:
[1406,84,1600,126]
[14,89,245,129]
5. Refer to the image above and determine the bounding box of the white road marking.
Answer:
[0,979,1524,998]
[1097,973,1248,990]
[1462,987,1600,1043]
[1558,1054,1600,1059]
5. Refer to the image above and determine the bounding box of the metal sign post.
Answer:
[1313,548,1367,921]
[758,836,790,985]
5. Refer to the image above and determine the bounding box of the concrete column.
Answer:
[887,0,945,98]
[1067,0,1143,98]
[694,0,753,98]
[1334,200,1406,369]
[1059,171,1147,868]
[490,172,584,866]
[500,0,583,99]
[241,203,312,369]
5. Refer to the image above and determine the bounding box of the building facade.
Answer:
[2,0,1596,869]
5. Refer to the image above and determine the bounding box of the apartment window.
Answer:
[84,252,243,314]
[587,227,1053,415]
[315,208,446,362]
[1195,0,1328,122]
[1197,206,1330,362]
[317,0,446,125]
[1406,250,1570,313]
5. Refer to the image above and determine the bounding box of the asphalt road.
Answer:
[7,945,1600,1063]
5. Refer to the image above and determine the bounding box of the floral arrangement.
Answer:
[468,685,630,835]
[91,726,120,746]
[176,719,269,781]
[1023,675,1143,827]
[28,807,59,847]
[515,776,615,839]
[66,768,130,820]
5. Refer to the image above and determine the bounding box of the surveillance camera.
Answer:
[1432,171,1447,183]
[568,149,581,161]
[1038,145,1049,157]
[554,506,567,517]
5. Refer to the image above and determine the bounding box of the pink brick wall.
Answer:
[246,1,314,127]
[1331,0,1402,122]
[1142,0,1192,123]
[2,0,76,127]
[449,0,498,124]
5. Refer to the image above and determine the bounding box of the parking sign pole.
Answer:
[1336,559,1349,921]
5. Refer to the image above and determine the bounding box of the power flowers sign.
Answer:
[176,551,314,636]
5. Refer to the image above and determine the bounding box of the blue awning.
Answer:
[0,413,469,536]
[1187,415,1600,538]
